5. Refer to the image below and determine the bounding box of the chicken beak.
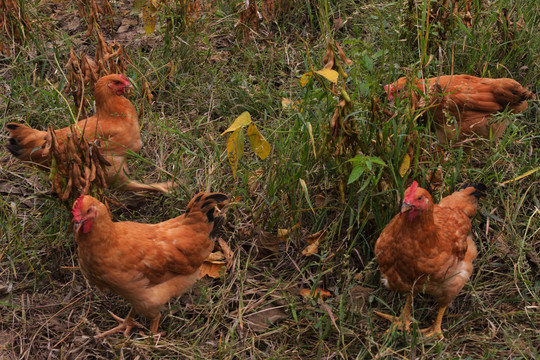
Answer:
[74,221,82,233]
[401,202,414,213]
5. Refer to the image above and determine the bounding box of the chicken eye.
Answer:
[417,196,422,200]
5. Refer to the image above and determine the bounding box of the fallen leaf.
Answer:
[218,238,233,269]
[199,261,226,278]
[314,194,326,208]
[277,222,300,240]
[277,228,290,238]
[256,230,283,253]
[200,250,227,278]
[301,242,319,256]
[306,229,326,244]
[245,305,288,332]
[299,288,332,303]
[301,229,327,256]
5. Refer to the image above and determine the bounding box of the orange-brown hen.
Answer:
[71,192,228,338]
[6,74,174,193]
[374,181,485,339]
[385,75,535,144]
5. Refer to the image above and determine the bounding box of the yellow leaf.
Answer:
[315,68,339,84]
[399,153,411,178]
[247,123,271,160]
[277,222,300,240]
[300,72,313,87]
[142,3,158,35]
[226,129,244,179]
[222,111,252,135]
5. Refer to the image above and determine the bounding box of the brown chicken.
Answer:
[374,181,485,339]
[71,192,228,338]
[385,75,535,144]
[6,74,174,193]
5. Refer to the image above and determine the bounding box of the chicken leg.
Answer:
[111,161,178,193]
[374,294,413,332]
[118,179,177,193]
[420,305,446,340]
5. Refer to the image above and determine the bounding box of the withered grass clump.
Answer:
[0,0,33,55]
[77,0,114,37]
[65,32,129,119]
[44,125,110,203]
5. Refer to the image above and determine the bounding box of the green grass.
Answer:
[1,0,539,359]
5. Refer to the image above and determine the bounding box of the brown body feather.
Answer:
[387,75,535,143]
[73,192,228,337]
[6,74,173,193]
[374,182,484,338]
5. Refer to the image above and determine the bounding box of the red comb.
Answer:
[404,181,419,202]
[72,195,85,221]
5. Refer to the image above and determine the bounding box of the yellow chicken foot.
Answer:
[420,305,446,340]
[95,308,144,338]
[375,294,413,332]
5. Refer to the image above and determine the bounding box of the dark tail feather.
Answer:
[5,123,46,160]
[460,183,487,199]
[210,215,225,238]
[185,192,228,223]
[6,137,24,157]
[6,124,24,157]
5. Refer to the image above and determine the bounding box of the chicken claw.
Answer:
[419,305,446,340]
[374,294,413,333]
[95,309,144,338]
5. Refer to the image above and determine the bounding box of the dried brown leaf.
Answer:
[299,288,332,302]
